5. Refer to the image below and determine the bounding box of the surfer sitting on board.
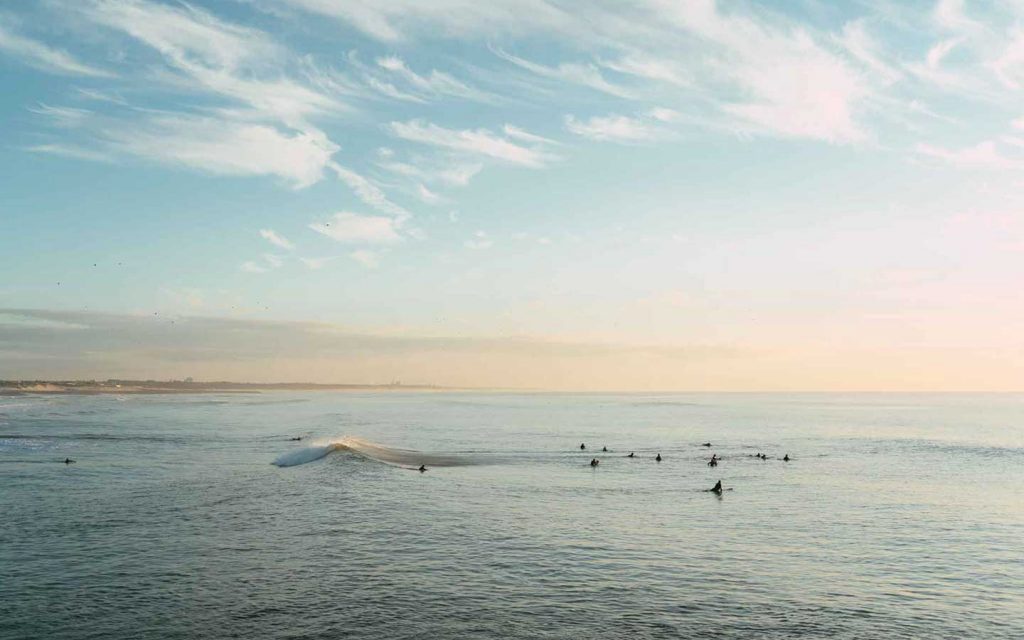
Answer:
[418,465,427,472]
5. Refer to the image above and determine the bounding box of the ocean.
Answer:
[1,392,1022,639]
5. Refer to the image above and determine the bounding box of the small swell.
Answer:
[273,436,481,469]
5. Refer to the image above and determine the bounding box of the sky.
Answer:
[1,0,1023,390]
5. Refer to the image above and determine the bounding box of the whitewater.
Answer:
[272,436,484,468]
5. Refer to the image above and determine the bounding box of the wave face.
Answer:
[273,436,479,468]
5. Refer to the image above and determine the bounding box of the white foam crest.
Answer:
[273,436,480,468]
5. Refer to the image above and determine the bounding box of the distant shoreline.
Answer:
[0,381,448,395]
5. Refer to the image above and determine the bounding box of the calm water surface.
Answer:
[1,392,1022,639]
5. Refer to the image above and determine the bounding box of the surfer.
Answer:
[708,455,718,468]
[290,436,303,441]
[702,442,712,447]
[418,465,427,472]
[590,458,599,467]
[580,443,586,450]
[602,446,608,452]
[783,454,790,461]
[63,458,75,464]
[627,452,635,458]
[655,453,662,462]
[709,480,723,494]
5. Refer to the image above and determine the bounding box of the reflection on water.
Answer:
[1,392,1022,639]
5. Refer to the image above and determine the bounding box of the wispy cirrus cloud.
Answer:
[388,119,554,167]
[310,212,404,244]
[18,0,345,190]
[80,0,339,124]
[565,114,657,143]
[25,143,113,163]
[375,55,494,103]
[494,48,634,99]
[329,163,410,218]
[0,22,114,77]
[376,159,483,188]
[107,114,339,188]
[272,0,578,43]
[260,229,295,250]
[416,183,443,205]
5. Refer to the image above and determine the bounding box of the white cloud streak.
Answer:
[389,119,552,167]
[260,229,295,250]
[0,22,114,77]
[106,115,338,188]
[329,163,410,218]
[565,114,656,142]
[494,48,634,98]
[310,212,404,244]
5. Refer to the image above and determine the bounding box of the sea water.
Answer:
[1,392,1022,639]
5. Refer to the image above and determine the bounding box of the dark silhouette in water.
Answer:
[602,446,608,452]
[289,437,303,441]
[580,443,586,450]
[708,455,718,468]
[702,442,712,447]
[709,480,723,494]
[655,453,662,462]
[627,452,635,458]
[63,458,75,464]
[418,465,427,472]
[590,458,599,467]
[760,453,767,460]
[783,454,790,461]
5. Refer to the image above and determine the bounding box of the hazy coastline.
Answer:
[0,380,444,395]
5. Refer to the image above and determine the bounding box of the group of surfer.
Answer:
[581,443,662,461]
[579,443,793,494]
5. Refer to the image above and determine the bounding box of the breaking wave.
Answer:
[273,436,482,469]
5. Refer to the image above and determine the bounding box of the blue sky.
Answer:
[1,0,1023,389]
